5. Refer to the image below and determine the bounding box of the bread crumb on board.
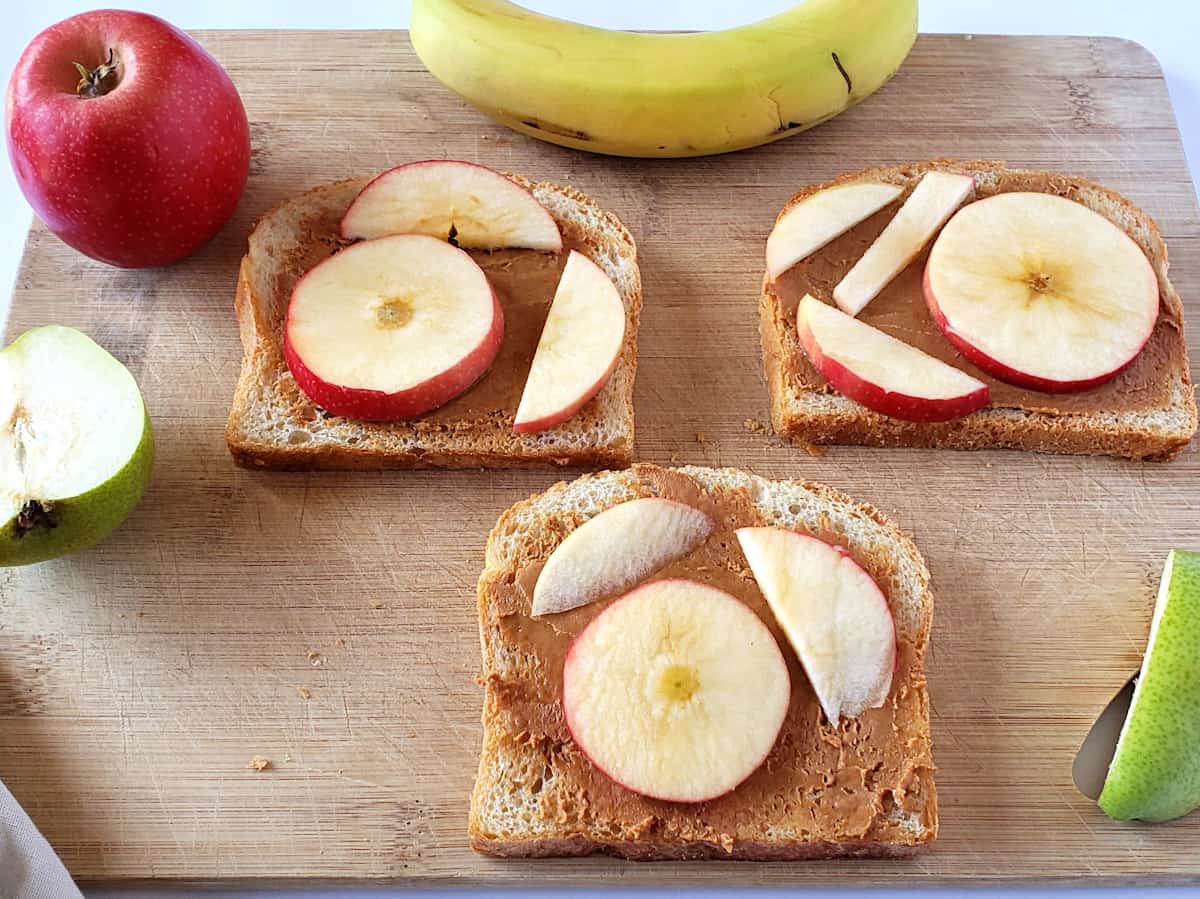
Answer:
[693,431,707,444]
[247,756,272,772]
[743,418,767,434]
[307,650,324,667]
[296,687,311,700]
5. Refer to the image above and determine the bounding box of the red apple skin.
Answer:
[283,254,504,421]
[512,353,621,435]
[6,10,250,268]
[561,579,789,805]
[798,310,989,423]
[922,264,1155,393]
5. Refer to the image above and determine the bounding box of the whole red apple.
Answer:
[5,10,250,267]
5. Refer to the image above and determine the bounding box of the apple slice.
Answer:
[284,234,503,420]
[563,578,790,803]
[532,497,714,616]
[736,527,895,723]
[833,171,974,316]
[0,325,154,566]
[765,182,903,281]
[513,251,625,434]
[340,160,562,251]
[797,295,988,422]
[925,191,1160,392]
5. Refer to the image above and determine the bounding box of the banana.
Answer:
[409,0,918,158]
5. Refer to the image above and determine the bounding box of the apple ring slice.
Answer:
[925,192,1159,392]
[563,578,790,803]
[284,234,503,420]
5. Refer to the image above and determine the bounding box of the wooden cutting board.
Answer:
[1,30,1198,886]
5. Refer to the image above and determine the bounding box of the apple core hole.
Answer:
[657,664,699,703]
[376,297,414,329]
[1027,272,1053,293]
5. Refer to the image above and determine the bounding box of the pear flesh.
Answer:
[0,325,153,566]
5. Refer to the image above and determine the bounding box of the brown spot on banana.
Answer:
[520,118,592,142]
[832,52,853,94]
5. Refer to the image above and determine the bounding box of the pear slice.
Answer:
[1096,550,1200,822]
[0,326,153,566]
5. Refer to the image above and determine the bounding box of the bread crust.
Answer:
[470,465,937,861]
[226,174,641,470]
[470,832,922,860]
[760,160,1198,461]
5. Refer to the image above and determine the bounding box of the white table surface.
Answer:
[4,1,1200,896]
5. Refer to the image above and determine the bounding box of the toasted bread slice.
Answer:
[761,160,1197,460]
[471,463,936,860]
[226,174,640,470]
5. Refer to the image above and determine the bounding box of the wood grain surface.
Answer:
[1,31,1198,885]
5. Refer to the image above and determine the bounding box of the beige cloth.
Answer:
[0,780,82,899]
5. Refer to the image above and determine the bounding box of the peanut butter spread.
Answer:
[481,465,935,845]
[767,171,1186,414]
[277,202,578,423]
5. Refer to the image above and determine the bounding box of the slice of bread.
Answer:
[226,174,641,470]
[761,160,1198,460]
[471,463,936,860]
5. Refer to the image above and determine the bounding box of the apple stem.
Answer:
[74,49,118,98]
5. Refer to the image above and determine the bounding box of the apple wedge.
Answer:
[532,497,714,616]
[1,325,153,566]
[833,171,974,316]
[563,578,790,803]
[797,295,988,422]
[514,251,625,434]
[284,234,503,420]
[340,159,562,251]
[737,527,895,723]
[766,181,902,281]
[925,191,1160,392]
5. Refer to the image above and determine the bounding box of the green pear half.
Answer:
[1097,549,1200,822]
[0,325,153,566]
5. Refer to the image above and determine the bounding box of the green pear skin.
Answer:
[0,409,153,566]
[1099,550,1200,822]
[0,326,155,566]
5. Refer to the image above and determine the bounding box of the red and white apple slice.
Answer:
[736,527,895,723]
[563,578,790,803]
[797,295,988,422]
[833,171,974,316]
[514,251,625,434]
[766,181,903,281]
[284,234,503,420]
[340,159,562,251]
[925,191,1160,392]
[532,497,714,616]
